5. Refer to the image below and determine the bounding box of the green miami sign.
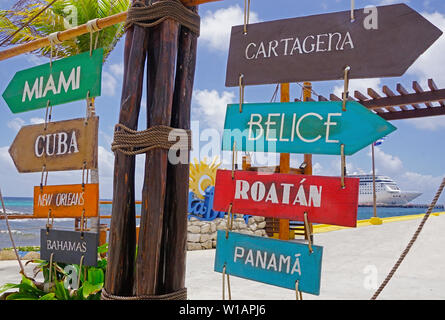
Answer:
[2,48,103,114]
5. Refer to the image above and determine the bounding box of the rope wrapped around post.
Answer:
[111,123,192,156]
[101,287,187,300]
[125,0,200,36]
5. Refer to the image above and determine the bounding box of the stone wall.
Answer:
[187,215,267,251]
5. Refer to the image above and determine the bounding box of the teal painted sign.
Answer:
[214,230,323,295]
[2,49,103,114]
[222,101,396,155]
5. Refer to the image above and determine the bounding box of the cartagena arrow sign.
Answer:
[222,101,396,156]
[213,169,359,227]
[225,4,442,86]
[2,49,103,113]
[214,231,323,295]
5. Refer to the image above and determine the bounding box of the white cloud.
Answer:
[109,63,124,78]
[30,117,45,125]
[98,146,115,178]
[7,118,25,132]
[333,78,382,100]
[404,116,445,131]
[407,11,445,87]
[191,89,235,130]
[370,147,404,174]
[102,71,118,96]
[200,5,260,51]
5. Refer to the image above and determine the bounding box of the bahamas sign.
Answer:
[215,231,323,295]
[2,49,103,113]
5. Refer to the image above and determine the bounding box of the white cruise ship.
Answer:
[349,174,422,205]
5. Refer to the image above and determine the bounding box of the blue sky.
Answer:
[0,0,445,204]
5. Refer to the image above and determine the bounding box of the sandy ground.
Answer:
[1,214,444,300]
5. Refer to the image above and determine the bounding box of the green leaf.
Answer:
[87,267,104,285]
[6,292,38,300]
[0,283,21,295]
[54,280,70,300]
[97,243,108,254]
[81,281,103,299]
[39,292,57,300]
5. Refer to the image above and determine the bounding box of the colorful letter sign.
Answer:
[222,101,396,156]
[214,231,323,295]
[213,169,359,227]
[2,49,103,113]
[9,117,98,173]
[225,4,442,86]
[40,229,98,266]
[34,184,99,218]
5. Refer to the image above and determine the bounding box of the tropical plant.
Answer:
[0,243,108,300]
[0,0,130,61]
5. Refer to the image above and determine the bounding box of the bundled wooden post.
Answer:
[104,1,148,297]
[104,0,200,300]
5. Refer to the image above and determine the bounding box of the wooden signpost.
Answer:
[2,49,103,113]
[9,117,99,173]
[222,101,396,156]
[33,184,99,218]
[40,229,99,266]
[225,4,442,86]
[213,169,359,227]
[214,231,323,295]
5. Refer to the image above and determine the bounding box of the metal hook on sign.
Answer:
[303,212,313,254]
[46,209,53,235]
[239,74,244,113]
[342,66,351,111]
[81,161,87,191]
[222,264,232,300]
[40,165,48,191]
[80,209,85,239]
[77,255,85,290]
[295,280,303,300]
[341,144,346,189]
[243,0,251,35]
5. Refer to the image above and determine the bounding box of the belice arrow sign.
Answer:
[213,170,359,227]
[2,48,103,113]
[225,4,442,86]
[9,117,98,173]
[222,101,396,156]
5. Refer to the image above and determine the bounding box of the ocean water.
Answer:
[0,197,442,249]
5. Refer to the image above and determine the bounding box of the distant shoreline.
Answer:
[359,204,444,209]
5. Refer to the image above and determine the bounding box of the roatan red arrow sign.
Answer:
[213,170,359,227]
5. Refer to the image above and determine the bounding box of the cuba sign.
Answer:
[2,49,103,113]
[213,169,359,227]
[9,117,98,173]
[222,101,396,156]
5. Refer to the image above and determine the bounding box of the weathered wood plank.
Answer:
[160,12,198,295]
[135,15,179,296]
[105,16,147,296]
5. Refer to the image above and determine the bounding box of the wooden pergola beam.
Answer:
[379,105,445,120]
[361,87,445,110]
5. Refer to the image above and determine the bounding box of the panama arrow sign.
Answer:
[222,101,396,156]
[225,3,443,86]
[2,48,103,113]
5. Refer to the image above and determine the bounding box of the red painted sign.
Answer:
[213,170,359,227]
